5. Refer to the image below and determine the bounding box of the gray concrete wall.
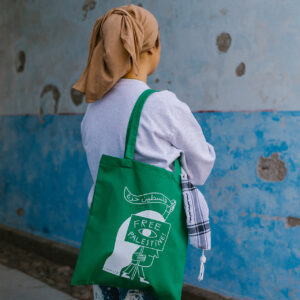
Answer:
[2,0,300,114]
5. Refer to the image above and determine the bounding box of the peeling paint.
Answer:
[40,84,60,114]
[236,237,242,245]
[16,208,24,217]
[250,213,285,222]
[216,32,231,53]
[258,90,269,103]
[82,0,96,20]
[1,111,300,300]
[236,62,246,77]
[257,153,287,182]
[39,107,45,124]
[220,8,227,15]
[16,51,26,73]
[70,88,84,106]
[286,216,300,228]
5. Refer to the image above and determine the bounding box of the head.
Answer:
[122,11,161,80]
[73,4,161,102]
[124,31,161,80]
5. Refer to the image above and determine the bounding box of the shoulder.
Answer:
[146,89,191,113]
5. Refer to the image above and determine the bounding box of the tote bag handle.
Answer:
[124,89,181,176]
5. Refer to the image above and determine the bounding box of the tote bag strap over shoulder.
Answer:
[124,88,181,176]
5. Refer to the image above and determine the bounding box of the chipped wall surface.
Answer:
[1,1,300,300]
[2,0,300,113]
[1,112,299,299]
[257,153,287,182]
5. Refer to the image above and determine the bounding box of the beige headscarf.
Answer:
[73,4,159,103]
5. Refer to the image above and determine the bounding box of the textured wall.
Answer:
[1,112,299,299]
[3,0,300,114]
[1,1,300,300]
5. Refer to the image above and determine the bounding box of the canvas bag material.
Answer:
[71,89,188,300]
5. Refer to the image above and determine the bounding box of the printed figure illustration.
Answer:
[102,186,176,284]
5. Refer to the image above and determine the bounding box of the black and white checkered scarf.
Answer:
[180,172,211,280]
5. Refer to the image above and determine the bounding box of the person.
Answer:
[73,3,216,300]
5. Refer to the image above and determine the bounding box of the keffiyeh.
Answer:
[181,171,211,280]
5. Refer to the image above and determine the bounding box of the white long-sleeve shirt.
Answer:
[81,78,216,208]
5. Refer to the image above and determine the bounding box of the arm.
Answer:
[167,91,216,185]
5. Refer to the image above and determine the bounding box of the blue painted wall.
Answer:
[1,1,300,299]
[1,112,299,299]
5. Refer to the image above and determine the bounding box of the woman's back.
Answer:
[74,4,215,299]
[81,77,216,208]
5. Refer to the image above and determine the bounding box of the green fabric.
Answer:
[71,89,188,300]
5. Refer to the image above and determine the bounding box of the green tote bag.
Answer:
[71,89,188,300]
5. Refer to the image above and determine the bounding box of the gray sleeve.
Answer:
[166,91,216,185]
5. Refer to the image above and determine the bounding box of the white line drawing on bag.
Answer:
[124,186,176,220]
[102,186,176,284]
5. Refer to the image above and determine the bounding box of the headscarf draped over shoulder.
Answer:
[73,4,159,103]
